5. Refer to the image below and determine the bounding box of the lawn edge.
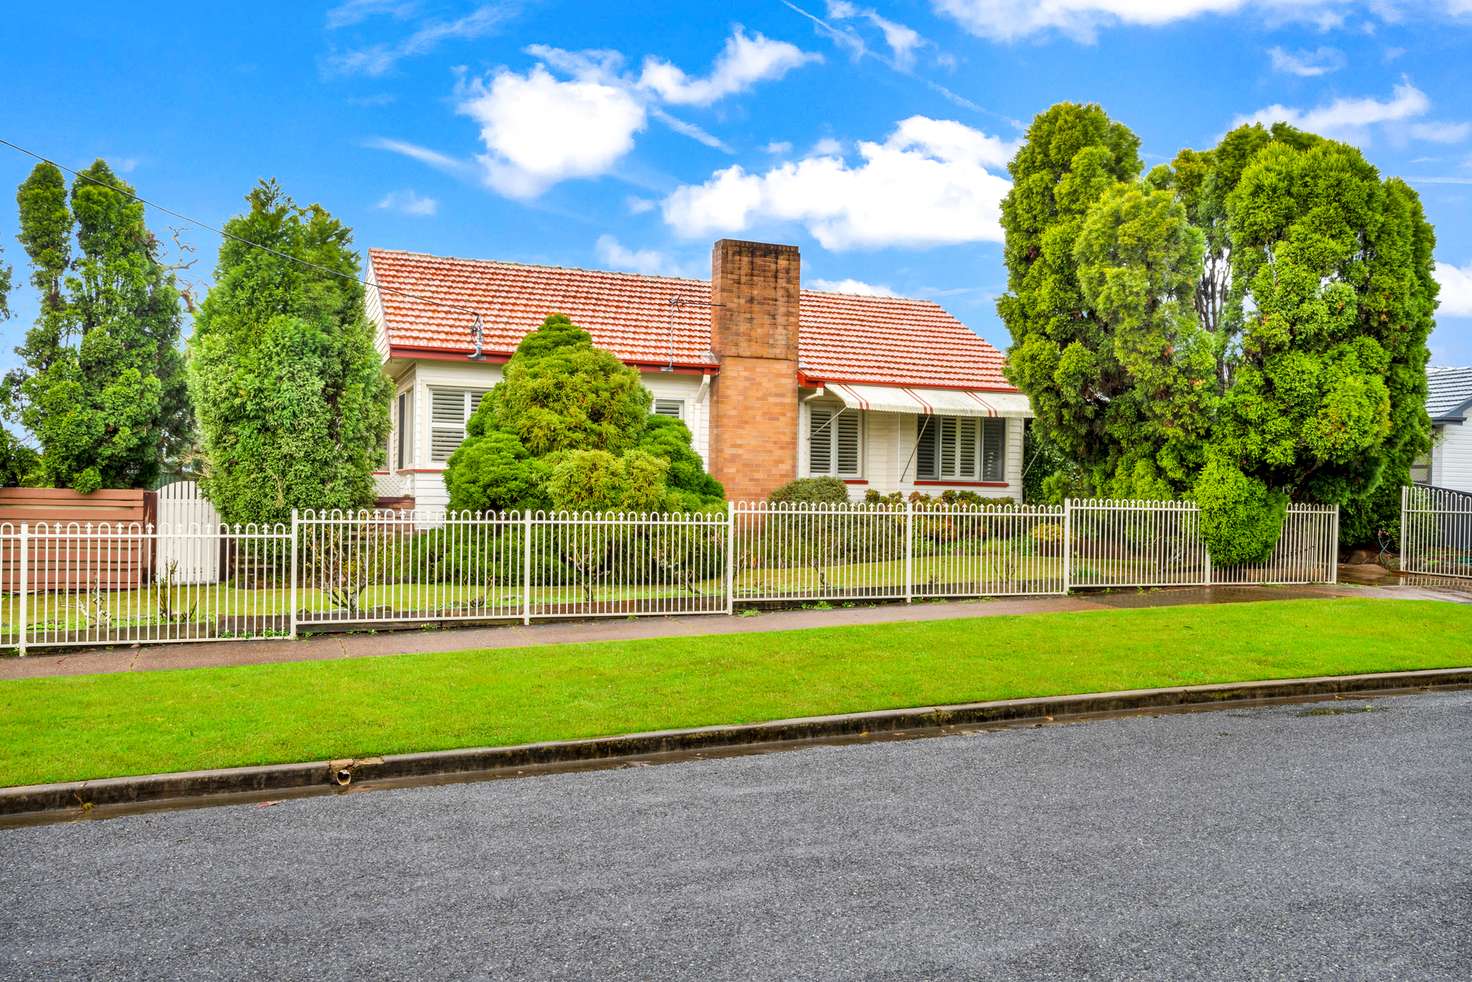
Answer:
[4,666,1471,825]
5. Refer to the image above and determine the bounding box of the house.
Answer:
[1415,366,1472,491]
[364,238,1031,511]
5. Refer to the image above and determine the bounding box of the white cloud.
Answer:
[455,65,647,199]
[933,1,1403,42]
[1409,121,1472,143]
[1268,45,1345,76]
[1436,261,1472,316]
[594,235,689,276]
[809,277,900,296]
[764,141,794,155]
[326,3,517,77]
[826,2,926,68]
[637,27,821,106]
[364,137,478,180]
[662,115,1015,250]
[626,195,657,214]
[325,0,417,30]
[812,137,845,155]
[1230,80,1469,146]
[649,107,731,151]
[375,189,438,216]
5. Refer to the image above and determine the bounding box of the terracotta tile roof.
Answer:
[367,248,1015,391]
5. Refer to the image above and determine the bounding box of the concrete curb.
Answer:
[5,667,1470,823]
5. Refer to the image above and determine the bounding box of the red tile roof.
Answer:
[367,248,1015,391]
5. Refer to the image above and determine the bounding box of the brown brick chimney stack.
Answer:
[708,239,800,502]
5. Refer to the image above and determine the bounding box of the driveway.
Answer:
[2,691,1470,981]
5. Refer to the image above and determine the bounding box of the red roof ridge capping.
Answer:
[367,248,1016,391]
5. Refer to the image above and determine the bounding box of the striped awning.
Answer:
[827,382,1032,418]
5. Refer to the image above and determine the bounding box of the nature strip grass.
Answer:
[2,597,1469,788]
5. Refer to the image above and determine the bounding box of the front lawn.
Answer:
[2,597,1469,788]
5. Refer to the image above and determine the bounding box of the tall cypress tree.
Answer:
[8,160,191,492]
[188,180,391,525]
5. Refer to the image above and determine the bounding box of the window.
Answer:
[395,391,412,470]
[429,388,486,463]
[653,398,685,419]
[808,405,861,477]
[1410,450,1433,485]
[916,416,1007,482]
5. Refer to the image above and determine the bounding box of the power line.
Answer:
[0,136,488,349]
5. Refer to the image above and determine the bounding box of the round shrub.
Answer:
[768,477,850,504]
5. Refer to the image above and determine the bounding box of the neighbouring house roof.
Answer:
[366,248,1015,392]
[1427,366,1472,424]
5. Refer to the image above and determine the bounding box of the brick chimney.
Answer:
[708,239,801,502]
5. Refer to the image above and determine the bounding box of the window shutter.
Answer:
[430,389,483,463]
[957,417,978,479]
[915,418,937,480]
[835,413,860,476]
[938,417,957,478]
[809,407,833,474]
[653,398,684,419]
[982,418,1006,482]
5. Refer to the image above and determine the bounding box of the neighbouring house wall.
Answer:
[795,401,1026,501]
[708,239,800,502]
[1431,413,1472,492]
[377,361,714,512]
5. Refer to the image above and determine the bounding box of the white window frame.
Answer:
[808,404,863,479]
[916,416,1006,482]
[652,398,685,420]
[395,390,412,471]
[428,387,487,464]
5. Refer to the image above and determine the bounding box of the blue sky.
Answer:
[2,0,1471,373]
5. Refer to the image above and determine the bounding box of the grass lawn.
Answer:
[2,597,1469,788]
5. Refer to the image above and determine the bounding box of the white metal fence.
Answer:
[0,498,1340,653]
[1401,485,1472,579]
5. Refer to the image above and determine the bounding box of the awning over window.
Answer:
[827,382,1031,418]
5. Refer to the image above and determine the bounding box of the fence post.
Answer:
[289,509,300,640]
[904,500,914,604]
[522,509,533,626]
[1062,500,1071,594]
[1203,546,1213,586]
[1399,486,1409,576]
[725,501,736,615]
[17,523,28,657]
[1330,504,1340,584]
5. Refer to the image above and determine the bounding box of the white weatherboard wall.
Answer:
[1431,413,1472,492]
[384,361,712,512]
[797,397,1025,501]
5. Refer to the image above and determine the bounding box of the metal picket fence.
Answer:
[0,498,1340,654]
[1401,485,1472,579]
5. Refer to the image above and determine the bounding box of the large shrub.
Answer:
[8,160,191,492]
[768,477,850,504]
[188,181,390,525]
[445,314,723,514]
[998,103,1437,556]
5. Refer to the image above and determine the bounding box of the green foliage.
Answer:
[768,477,851,504]
[1193,458,1289,565]
[6,160,191,491]
[484,313,651,457]
[188,181,391,525]
[999,105,1437,553]
[445,314,723,514]
[445,430,547,514]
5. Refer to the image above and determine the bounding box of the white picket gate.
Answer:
[155,480,221,584]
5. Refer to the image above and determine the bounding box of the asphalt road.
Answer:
[3,691,1470,982]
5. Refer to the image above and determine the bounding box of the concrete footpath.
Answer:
[0,582,1463,682]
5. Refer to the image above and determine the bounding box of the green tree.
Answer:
[188,180,391,525]
[998,105,1436,560]
[7,160,191,492]
[446,314,724,513]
